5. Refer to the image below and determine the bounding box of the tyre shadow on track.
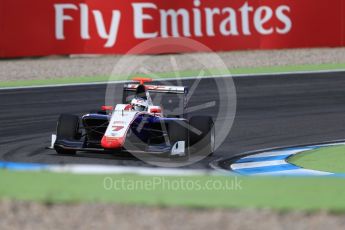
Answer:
[43,150,148,163]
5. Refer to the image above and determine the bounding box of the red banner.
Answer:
[0,0,344,57]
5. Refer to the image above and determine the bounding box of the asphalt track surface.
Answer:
[1,72,345,169]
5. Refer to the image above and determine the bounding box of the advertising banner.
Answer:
[0,0,344,57]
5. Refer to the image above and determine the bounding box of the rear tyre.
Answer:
[89,110,107,115]
[189,116,215,156]
[55,114,80,155]
[167,120,190,160]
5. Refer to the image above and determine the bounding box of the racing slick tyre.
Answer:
[55,114,80,155]
[89,109,107,115]
[189,116,215,156]
[167,120,190,160]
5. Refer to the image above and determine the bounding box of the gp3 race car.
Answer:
[51,77,215,159]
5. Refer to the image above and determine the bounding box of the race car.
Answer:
[52,77,215,159]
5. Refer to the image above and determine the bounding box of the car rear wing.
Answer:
[123,84,188,94]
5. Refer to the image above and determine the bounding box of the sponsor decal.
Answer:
[114,121,126,125]
[53,1,291,46]
[112,126,124,132]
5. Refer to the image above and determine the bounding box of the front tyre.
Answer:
[54,114,80,155]
[167,120,190,160]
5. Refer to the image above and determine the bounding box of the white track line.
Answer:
[240,149,309,159]
[254,169,333,176]
[49,164,214,176]
[1,68,345,91]
[231,160,287,170]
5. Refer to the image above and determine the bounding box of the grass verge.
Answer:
[1,63,345,88]
[288,145,345,174]
[1,170,345,212]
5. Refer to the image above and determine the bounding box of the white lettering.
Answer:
[205,8,220,36]
[80,4,90,39]
[93,10,121,47]
[132,3,158,39]
[254,6,273,35]
[276,6,292,34]
[160,9,191,37]
[54,4,78,39]
[193,0,202,37]
[220,8,239,36]
[239,2,254,35]
[54,2,293,48]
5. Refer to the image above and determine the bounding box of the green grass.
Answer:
[1,63,345,88]
[289,145,345,174]
[1,170,345,211]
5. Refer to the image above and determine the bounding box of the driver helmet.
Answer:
[131,97,148,111]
